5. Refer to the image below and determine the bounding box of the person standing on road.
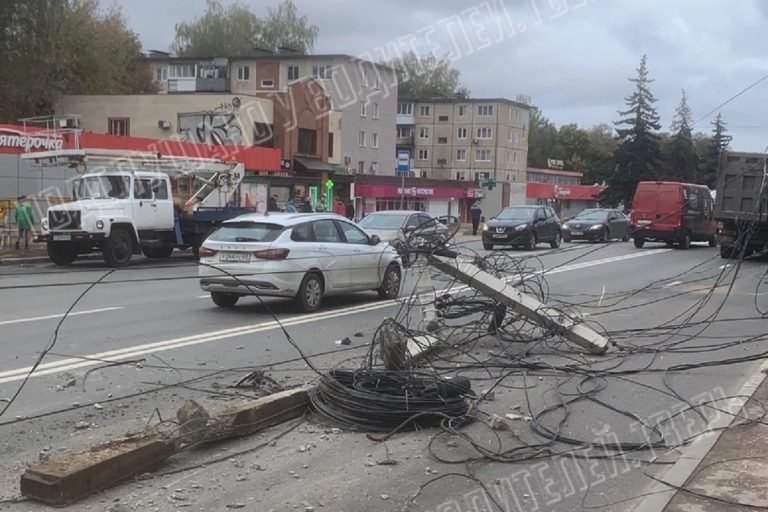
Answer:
[284,198,297,212]
[470,201,482,236]
[15,196,34,250]
[267,195,279,212]
[316,195,327,212]
[333,196,346,216]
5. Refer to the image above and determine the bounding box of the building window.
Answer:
[458,104,468,116]
[328,133,334,158]
[418,149,429,160]
[437,137,448,144]
[370,161,378,174]
[397,103,414,115]
[477,105,493,117]
[397,126,412,138]
[154,66,167,81]
[372,103,380,119]
[455,171,466,180]
[476,127,493,139]
[108,118,130,136]
[372,132,379,148]
[437,158,447,166]
[457,127,468,139]
[169,64,195,78]
[475,149,492,162]
[237,66,250,81]
[360,101,367,117]
[260,79,274,88]
[419,127,429,139]
[361,70,368,87]
[298,128,317,155]
[456,149,467,161]
[510,107,520,121]
[287,65,299,80]
[358,131,366,147]
[253,122,274,147]
[358,160,365,174]
[513,151,518,163]
[419,105,431,116]
[438,115,449,122]
[312,65,330,79]
[374,74,380,89]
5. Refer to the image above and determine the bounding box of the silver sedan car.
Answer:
[357,210,449,264]
[198,213,402,312]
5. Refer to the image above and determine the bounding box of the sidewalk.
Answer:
[0,244,49,264]
[662,373,768,511]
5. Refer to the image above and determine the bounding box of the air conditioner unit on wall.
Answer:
[158,120,171,129]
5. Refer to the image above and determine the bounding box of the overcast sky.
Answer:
[116,0,768,151]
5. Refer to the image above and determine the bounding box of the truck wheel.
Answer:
[103,228,133,267]
[211,291,239,308]
[296,272,323,312]
[679,231,691,250]
[47,242,77,266]
[143,246,174,259]
[377,264,401,299]
[634,237,645,248]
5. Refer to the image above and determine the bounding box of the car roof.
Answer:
[365,210,425,215]
[503,205,539,209]
[222,213,345,227]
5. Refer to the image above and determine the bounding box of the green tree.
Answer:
[662,90,698,182]
[558,123,591,172]
[602,55,662,208]
[526,107,561,168]
[0,0,154,123]
[700,113,732,188]
[582,123,618,184]
[172,0,318,57]
[391,51,469,100]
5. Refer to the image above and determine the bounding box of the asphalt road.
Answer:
[1,239,767,512]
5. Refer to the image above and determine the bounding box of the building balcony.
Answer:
[167,77,230,93]
[396,135,414,146]
[396,114,415,125]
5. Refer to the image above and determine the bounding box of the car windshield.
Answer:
[496,208,535,221]
[359,214,408,230]
[75,175,130,200]
[574,211,609,221]
[209,222,284,243]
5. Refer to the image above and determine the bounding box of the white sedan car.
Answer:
[198,213,402,312]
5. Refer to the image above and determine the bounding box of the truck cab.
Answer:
[42,170,177,266]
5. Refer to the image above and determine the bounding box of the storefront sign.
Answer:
[398,186,434,196]
[0,129,63,151]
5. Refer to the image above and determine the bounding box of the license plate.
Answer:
[219,252,250,263]
[637,220,652,225]
[571,231,583,236]
[492,234,507,239]
[53,234,71,241]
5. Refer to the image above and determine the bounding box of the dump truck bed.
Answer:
[715,151,768,223]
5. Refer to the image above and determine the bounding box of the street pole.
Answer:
[400,171,405,209]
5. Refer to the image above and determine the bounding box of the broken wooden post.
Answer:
[20,436,176,506]
[428,255,609,354]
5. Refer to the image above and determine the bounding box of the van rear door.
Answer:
[632,182,681,233]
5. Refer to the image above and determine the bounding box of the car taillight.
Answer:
[199,246,218,257]
[253,248,290,260]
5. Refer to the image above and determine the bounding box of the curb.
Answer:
[631,359,768,512]
[0,253,104,266]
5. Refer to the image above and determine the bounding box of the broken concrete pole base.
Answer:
[176,399,210,445]
[20,437,176,506]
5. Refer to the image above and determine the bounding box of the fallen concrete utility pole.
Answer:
[428,255,609,354]
[20,386,311,506]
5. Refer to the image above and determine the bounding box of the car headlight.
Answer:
[562,223,569,230]
[514,224,528,231]
[483,224,489,231]
[96,220,104,230]
[588,224,603,230]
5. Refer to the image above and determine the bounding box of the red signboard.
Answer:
[526,182,605,201]
[355,182,471,199]
[0,124,281,172]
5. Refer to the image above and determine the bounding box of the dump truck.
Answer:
[714,150,768,258]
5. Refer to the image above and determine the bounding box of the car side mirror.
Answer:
[369,234,381,245]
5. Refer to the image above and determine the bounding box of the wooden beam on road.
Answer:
[20,437,176,506]
[428,255,609,354]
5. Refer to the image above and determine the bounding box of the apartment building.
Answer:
[145,50,397,177]
[396,97,531,214]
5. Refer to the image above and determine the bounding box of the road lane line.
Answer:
[0,307,124,327]
[0,248,674,384]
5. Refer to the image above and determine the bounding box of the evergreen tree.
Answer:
[663,90,698,182]
[601,55,662,208]
[700,113,732,188]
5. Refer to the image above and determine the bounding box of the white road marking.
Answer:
[664,280,683,288]
[0,248,674,385]
[0,307,124,327]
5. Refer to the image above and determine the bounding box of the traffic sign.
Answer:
[397,150,410,175]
